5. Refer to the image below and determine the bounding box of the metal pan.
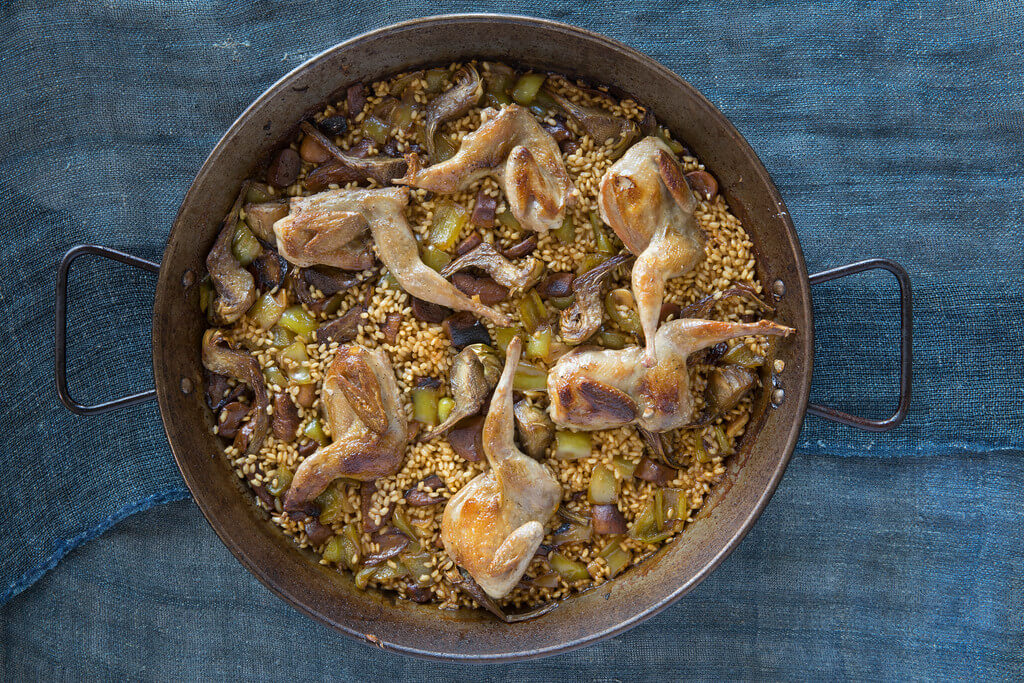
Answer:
[55,14,911,661]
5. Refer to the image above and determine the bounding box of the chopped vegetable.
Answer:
[604,288,642,335]
[231,223,262,266]
[412,377,442,426]
[266,148,300,188]
[553,521,592,546]
[442,311,493,348]
[578,253,608,274]
[429,199,470,251]
[706,364,758,416]
[589,210,616,256]
[317,482,350,525]
[550,214,575,243]
[451,272,509,304]
[629,494,678,544]
[263,366,288,389]
[247,291,287,331]
[720,343,767,368]
[266,468,293,497]
[685,170,718,200]
[549,551,589,581]
[361,116,390,145]
[595,327,628,349]
[271,392,301,442]
[277,306,318,339]
[493,326,519,353]
[322,535,344,564]
[590,504,627,535]
[588,464,618,505]
[655,126,687,155]
[512,360,548,392]
[437,397,456,425]
[519,290,549,334]
[420,244,452,272]
[447,414,485,462]
[634,456,677,486]
[553,430,591,460]
[245,183,274,204]
[495,209,521,230]
[525,327,552,361]
[610,453,638,478]
[391,508,420,547]
[511,73,546,105]
[303,417,328,446]
[599,541,631,577]
[513,400,555,458]
[431,133,457,163]
[425,68,450,93]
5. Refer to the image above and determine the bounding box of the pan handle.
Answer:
[55,244,160,415]
[806,258,912,432]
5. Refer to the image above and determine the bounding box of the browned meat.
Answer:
[396,105,574,235]
[441,338,561,599]
[598,137,708,362]
[548,318,794,432]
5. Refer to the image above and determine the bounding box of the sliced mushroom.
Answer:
[559,253,632,344]
[396,105,574,235]
[442,311,493,348]
[450,567,558,623]
[705,364,758,417]
[424,64,483,161]
[207,185,256,325]
[243,201,289,243]
[598,137,708,363]
[677,284,775,320]
[501,235,537,259]
[299,121,407,186]
[274,187,508,325]
[271,392,301,442]
[441,241,544,293]
[543,85,640,153]
[249,251,289,291]
[447,415,485,462]
[315,304,365,345]
[347,83,367,116]
[216,401,248,440]
[548,318,794,432]
[410,296,452,324]
[364,528,411,567]
[283,345,408,513]
[450,272,509,305]
[441,338,562,599]
[427,344,502,439]
[303,266,375,297]
[513,400,555,459]
[201,329,269,454]
[470,191,496,229]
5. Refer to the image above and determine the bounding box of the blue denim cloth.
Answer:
[1,0,1021,677]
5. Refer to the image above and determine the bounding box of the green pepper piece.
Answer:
[553,430,591,460]
[511,73,546,106]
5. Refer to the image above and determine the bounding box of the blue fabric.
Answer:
[0,0,1021,677]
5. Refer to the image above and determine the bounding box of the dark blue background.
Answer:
[1,1,1021,678]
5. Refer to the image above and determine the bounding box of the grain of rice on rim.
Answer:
[209,61,775,611]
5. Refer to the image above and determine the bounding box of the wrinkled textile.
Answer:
[0,0,1021,677]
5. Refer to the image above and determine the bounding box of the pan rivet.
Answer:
[771,387,784,406]
[180,377,194,394]
[181,269,195,288]
[772,279,785,297]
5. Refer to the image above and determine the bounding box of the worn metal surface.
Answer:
[150,14,820,660]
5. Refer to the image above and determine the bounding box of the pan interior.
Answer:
[152,14,812,661]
